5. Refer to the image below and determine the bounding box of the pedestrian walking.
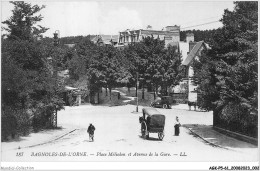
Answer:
[174,116,181,136]
[87,123,96,142]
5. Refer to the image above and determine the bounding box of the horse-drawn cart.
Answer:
[139,108,165,140]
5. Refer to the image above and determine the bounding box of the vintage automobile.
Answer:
[150,97,172,109]
[139,108,166,140]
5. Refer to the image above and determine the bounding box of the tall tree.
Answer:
[193,1,258,113]
[2,1,48,41]
[124,36,183,98]
[2,2,64,139]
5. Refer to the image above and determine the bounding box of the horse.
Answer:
[188,101,197,111]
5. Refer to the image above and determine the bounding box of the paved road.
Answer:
[1,105,258,162]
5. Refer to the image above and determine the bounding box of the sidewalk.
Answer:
[1,125,77,152]
[183,124,258,153]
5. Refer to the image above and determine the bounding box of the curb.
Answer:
[184,126,229,150]
[213,126,258,146]
[16,129,78,150]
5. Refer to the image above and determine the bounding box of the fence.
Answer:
[170,93,188,104]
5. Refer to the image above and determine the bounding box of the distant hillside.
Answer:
[180,29,218,43]
[59,35,95,44]
[50,30,217,44]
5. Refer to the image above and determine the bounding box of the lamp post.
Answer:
[136,72,139,112]
[140,78,144,99]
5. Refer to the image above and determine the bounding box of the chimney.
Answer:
[165,25,180,32]
[186,33,194,42]
[147,25,152,30]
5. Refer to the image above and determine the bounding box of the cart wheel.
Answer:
[141,123,147,138]
[163,104,167,109]
[146,133,149,139]
[158,132,164,140]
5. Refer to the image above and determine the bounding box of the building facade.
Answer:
[180,33,208,102]
[117,25,180,47]
[91,35,118,46]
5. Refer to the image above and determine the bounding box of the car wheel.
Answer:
[158,132,164,140]
[141,122,147,139]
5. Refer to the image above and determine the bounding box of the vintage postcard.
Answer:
[1,0,259,170]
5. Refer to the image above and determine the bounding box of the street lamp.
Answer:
[136,72,139,112]
[140,78,144,99]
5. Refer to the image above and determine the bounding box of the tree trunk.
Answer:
[135,83,138,97]
[106,85,108,96]
[142,82,145,99]
[109,88,112,100]
[97,92,99,104]
[153,85,156,100]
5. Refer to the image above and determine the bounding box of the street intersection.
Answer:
[1,104,258,162]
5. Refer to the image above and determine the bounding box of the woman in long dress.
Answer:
[174,116,181,136]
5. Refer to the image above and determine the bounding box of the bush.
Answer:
[32,106,54,131]
[214,102,258,138]
[1,107,31,141]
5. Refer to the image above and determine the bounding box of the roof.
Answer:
[182,41,206,66]
[120,29,179,34]
[167,41,179,47]
[91,36,99,42]
[91,35,118,44]
[143,108,162,116]
[88,35,96,40]
[102,35,119,44]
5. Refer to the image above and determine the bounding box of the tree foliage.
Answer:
[1,2,65,140]
[124,36,183,96]
[2,1,48,41]
[180,29,217,43]
[67,39,129,101]
[193,1,258,113]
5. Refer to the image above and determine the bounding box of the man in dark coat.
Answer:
[87,123,96,141]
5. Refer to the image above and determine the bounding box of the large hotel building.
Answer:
[117,25,180,47]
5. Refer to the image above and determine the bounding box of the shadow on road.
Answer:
[184,124,257,149]
[138,135,162,141]
[2,126,66,143]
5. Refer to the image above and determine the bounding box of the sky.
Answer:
[1,1,235,37]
